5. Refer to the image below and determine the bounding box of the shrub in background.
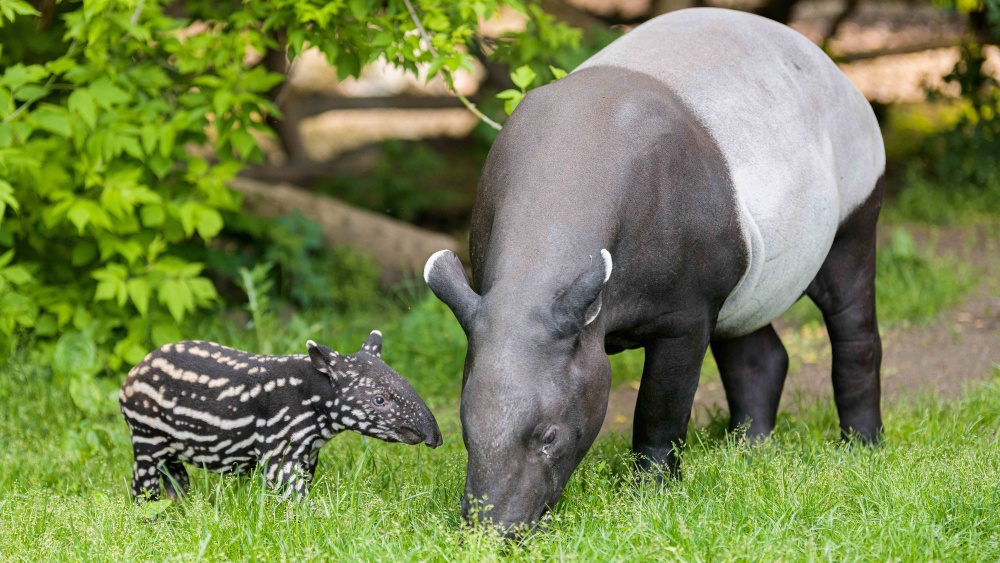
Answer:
[0,0,579,399]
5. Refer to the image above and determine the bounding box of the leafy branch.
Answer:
[401,0,503,131]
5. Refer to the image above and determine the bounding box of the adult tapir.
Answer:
[424,7,885,533]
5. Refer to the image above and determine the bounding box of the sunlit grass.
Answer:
[2,343,999,560]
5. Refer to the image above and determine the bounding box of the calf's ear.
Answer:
[306,340,340,377]
[424,250,481,334]
[550,249,612,335]
[360,330,382,358]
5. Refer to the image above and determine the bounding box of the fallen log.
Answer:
[229,178,463,282]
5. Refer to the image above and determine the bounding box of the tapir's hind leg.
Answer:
[805,179,884,442]
[711,323,789,440]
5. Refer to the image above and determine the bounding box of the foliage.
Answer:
[2,335,1000,559]
[0,0,580,378]
[496,64,567,115]
[212,212,384,314]
[921,0,1000,187]
[0,0,276,375]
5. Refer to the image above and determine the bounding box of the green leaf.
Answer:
[35,313,57,336]
[348,0,368,19]
[66,203,91,234]
[89,78,130,109]
[510,65,537,90]
[157,278,194,322]
[68,89,97,129]
[496,89,524,115]
[138,499,173,519]
[0,86,12,117]
[140,204,165,227]
[140,125,157,156]
[13,84,47,101]
[0,64,48,90]
[72,242,97,266]
[1,264,33,285]
[0,179,19,225]
[52,330,98,379]
[0,0,39,25]
[230,128,257,160]
[31,105,72,137]
[549,65,568,80]
[126,277,151,317]
[195,208,223,240]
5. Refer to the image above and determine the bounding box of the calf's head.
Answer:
[307,331,442,448]
[424,250,613,535]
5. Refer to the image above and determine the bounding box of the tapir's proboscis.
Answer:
[425,8,885,535]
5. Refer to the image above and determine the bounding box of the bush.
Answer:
[0,0,579,381]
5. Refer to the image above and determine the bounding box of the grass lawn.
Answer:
[2,327,999,561]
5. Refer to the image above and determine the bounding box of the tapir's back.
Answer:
[577,8,885,337]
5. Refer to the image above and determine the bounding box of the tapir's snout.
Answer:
[422,423,443,448]
[404,410,442,448]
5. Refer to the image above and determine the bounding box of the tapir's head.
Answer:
[424,249,613,535]
[307,332,443,448]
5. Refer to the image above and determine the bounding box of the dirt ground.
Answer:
[601,223,1000,435]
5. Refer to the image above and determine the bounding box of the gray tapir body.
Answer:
[426,8,885,533]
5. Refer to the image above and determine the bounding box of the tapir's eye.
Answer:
[541,428,557,446]
[373,396,385,406]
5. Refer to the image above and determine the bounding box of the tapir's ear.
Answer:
[550,249,612,335]
[360,330,382,358]
[424,250,481,334]
[306,340,340,377]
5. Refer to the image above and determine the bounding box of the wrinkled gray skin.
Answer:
[426,8,885,534]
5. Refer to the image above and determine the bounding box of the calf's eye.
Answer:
[373,396,385,406]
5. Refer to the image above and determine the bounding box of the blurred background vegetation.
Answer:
[0,0,998,416]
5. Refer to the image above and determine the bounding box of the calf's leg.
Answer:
[161,459,190,500]
[130,444,163,503]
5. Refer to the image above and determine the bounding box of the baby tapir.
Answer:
[119,331,442,502]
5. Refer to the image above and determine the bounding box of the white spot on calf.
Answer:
[189,347,210,358]
[218,385,245,400]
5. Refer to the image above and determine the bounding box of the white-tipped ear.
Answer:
[600,249,613,283]
[424,249,481,334]
[423,250,450,284]
[307,340,339,378]
[361,330,382,358]
[582,250,612,326]
[551,250,612,333]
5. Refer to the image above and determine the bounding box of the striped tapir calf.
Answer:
[120,331,442,502]
[425,8,885,533]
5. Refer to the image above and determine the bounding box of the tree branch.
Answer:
[401,0,503,131]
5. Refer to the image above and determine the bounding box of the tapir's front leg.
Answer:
[632,323,713,480]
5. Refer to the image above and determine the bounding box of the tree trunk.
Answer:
[229,178,462,283]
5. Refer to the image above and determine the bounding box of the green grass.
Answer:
[3,322,1000,560]
[2,355,1000,560]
